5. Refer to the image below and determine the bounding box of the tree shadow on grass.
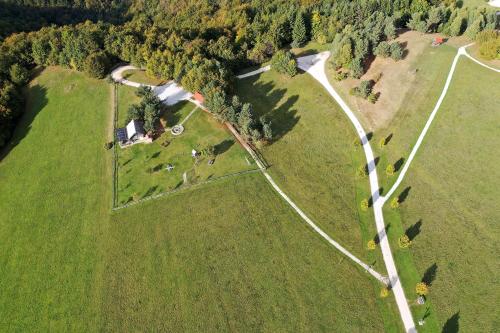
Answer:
[398,186,412,204]
[151,164,164,172]
[405,219,422,241]
[383,133,393,145]
[122,158,133,166]
[0,84,48,163]
[394,157,405,172]
[162,100,190,126]
[238,78,300,145]
[366,156,380,173]
[374,224,391,244]
[271,96,300,142]
[215,139,234,155]
[400,41,409,60]
[142,185,158,198]
[442,312,460,333]
[421,263,438,286]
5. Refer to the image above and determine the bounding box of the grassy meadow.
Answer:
[0,67,398,331]
[383,57,500,332]
[236,70,376,262]
[121,69,165,86]
[0,67,112,331]
[236,69,405,330]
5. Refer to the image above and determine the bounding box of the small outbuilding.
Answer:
[432,37,444,47]
[193,92,204,104]
[116,120,148,147]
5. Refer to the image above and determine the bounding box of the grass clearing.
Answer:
[0,67,394,331]
[364,43,457,192]
[115,86,257,205]
[121,68,165,85]
[384,57,500,332]
[327,31,454,133]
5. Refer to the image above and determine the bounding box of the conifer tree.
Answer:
[292,12,307,48]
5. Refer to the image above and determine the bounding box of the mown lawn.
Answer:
[105,172,391,332]
[0,67,112,331]
[384,57,500,332]
[121,68,165,86]
[115,86,256,205]
[0,67,394,331]
[236,69,376,263]
[236,70,404,331]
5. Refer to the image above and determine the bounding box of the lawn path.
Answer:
[383,44,499,202]
[296,52,416,333]
[111,65,192,105]
[463,47,500,73]
[236,65,271,79]
[179,106,199,126]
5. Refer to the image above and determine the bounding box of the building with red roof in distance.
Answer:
[193,92,204,104]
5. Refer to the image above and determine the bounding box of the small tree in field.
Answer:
[398,234,411,248]
[357,165,368,178]
[367,240,377,250]
[390,197,400,209]
[202,145,215,160]
[390,42,404,61]
[360,198,369,211]
[380,287,390,298]
[84,51,110,79]
[416,282,429,296]
[379,138,386,149]
[386,164,395,176]
[271,50,297,77]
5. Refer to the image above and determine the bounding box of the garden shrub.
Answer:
[415,282,429,296]
[271,50,297,77]
[398,234,411,248]
[390,197,400,209]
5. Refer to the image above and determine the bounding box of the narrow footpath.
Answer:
[297,52,417,333]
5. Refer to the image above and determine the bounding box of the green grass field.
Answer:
[383,57,500,332]
[236,70,377,262]
[122,69,165,86]
[236,69,404,331]
[0,67,112,331]
[115,86,256,205]
[0,67,397,331]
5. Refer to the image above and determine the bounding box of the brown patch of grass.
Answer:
[328,31,444,131]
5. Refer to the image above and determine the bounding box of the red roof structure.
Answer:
[193,92,204,103]
[433,37,444,46]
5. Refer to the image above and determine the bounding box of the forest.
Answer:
[0,0,498,148]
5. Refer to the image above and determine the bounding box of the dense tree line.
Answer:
[0,0,498,150]
[0,0,128,41]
